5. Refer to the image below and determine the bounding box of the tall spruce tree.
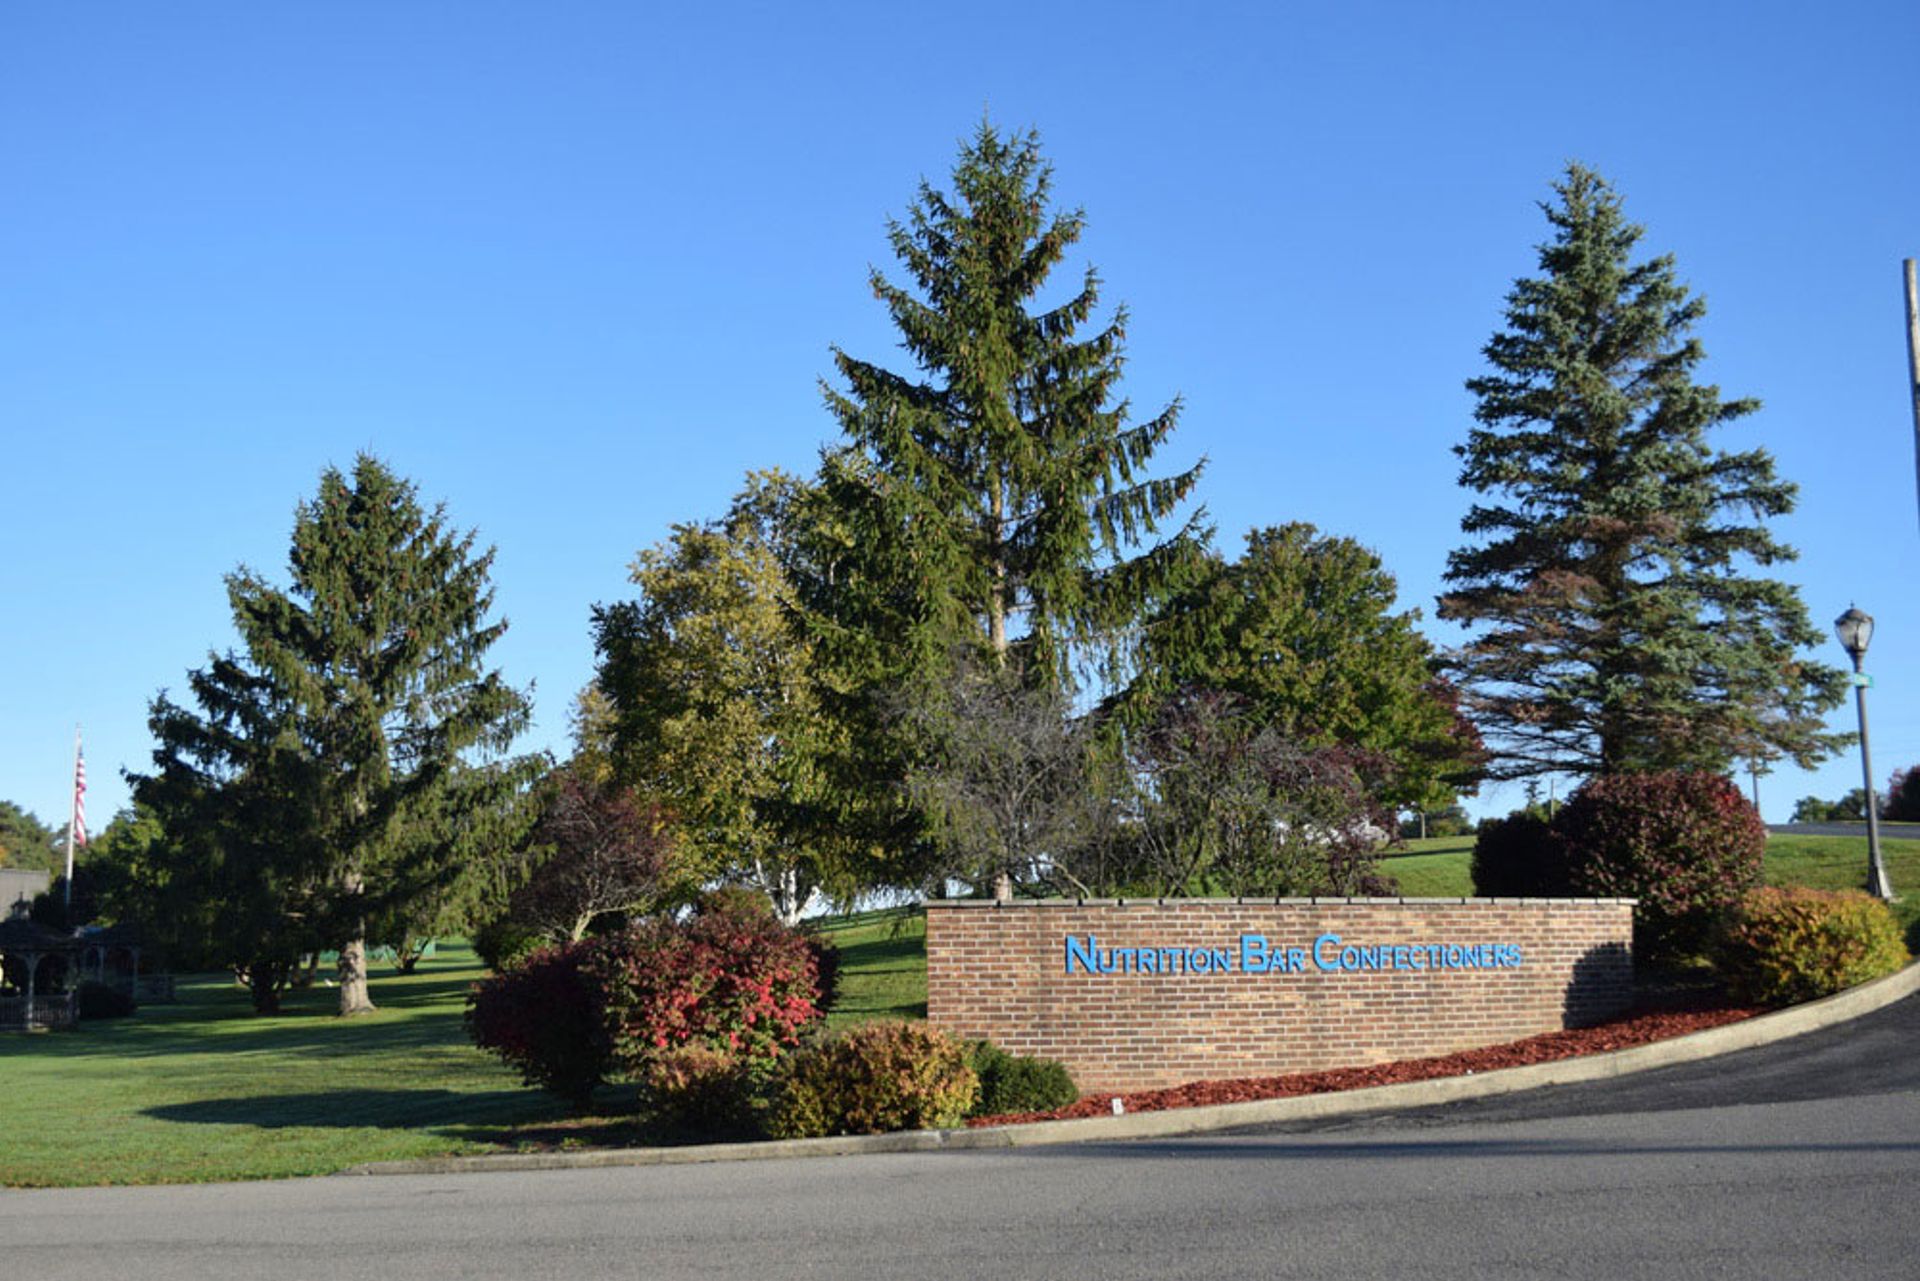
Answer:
[820,122,1206,695]
[1440,166,1846,779]
[220,456,539,1014]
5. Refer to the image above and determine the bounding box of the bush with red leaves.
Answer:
[1556,770,1765,958]
[594,890,823,1081]
[465,940,613,1108]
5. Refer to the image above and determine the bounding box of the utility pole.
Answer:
[1905,260,1920,536]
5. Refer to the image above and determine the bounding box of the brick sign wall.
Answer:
[926,898,1635,1092]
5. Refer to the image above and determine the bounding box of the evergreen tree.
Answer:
[173,456,539,1014]
[820,122,1206,694]
[134,657,330,1011]
[1124,523,1484,812]
[1440,166,1846,779]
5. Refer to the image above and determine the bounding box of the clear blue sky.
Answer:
[3,2,1916,836]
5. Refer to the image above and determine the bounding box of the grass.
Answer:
[1395,834,1476,859]
[1381,833,1920,934]
[0,915,926,1187]
[1758,833,1920,945]
[816,908,927,1027]
[7,836,1915,1187]
[0,943,566,1187]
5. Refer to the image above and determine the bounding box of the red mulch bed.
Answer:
[968,1002,1763,1127]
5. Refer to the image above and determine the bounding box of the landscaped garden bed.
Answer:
[968,1000,1762,1126]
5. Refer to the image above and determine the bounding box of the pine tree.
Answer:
[1440,166,1847,780]
[221,455,539,1014]
[134,657,330,1012]
[820,121,1206,694]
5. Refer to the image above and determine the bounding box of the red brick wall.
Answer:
[926,898,1635,1092]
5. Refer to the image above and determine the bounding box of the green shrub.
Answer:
[1717,887,1910,1005]
[76,981,136,1021]
[697,885,778,920]
[1469,811,1568,897]
[766,1021,978,1139]
[1556,771,1765,959]
[641,1043,756,1137]
[470,917,543,973]
[966,1040,1078,1117]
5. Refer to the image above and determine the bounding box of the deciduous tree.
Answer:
[0,801,60,873]
[508,768,678,943]
[594,471,851,922]
[1124,523,1483,812]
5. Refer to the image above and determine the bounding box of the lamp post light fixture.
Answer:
[1834,606,1896,901]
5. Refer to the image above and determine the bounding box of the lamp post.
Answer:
[1834,606,1896,901]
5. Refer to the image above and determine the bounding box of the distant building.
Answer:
[1,869,51,919]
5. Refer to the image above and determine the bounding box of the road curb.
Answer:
[340,959,1920,1177]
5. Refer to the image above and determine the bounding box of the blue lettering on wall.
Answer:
[1060,932,1529,977]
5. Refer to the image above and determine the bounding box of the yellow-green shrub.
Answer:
[1717,887,1910,1005]
[642,1043,756,1137]
[766,1022,978,1139]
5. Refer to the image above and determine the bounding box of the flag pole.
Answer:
[65,726,81,918]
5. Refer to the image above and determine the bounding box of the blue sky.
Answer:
[3,2,1916,835]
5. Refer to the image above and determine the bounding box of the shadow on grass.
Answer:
[0,965,489,1064]
[20,1005,477,1064]
[145,1087,559,1139]
[832,929,923,975]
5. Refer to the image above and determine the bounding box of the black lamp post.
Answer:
[1834,606,1896,901]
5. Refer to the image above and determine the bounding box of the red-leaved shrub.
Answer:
[1469,810,1569,898]
[1556,771,1765,958]
[592,892,822,1080]
[465,941,613,1108]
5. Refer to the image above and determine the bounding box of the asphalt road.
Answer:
[5,1000,1919,1281]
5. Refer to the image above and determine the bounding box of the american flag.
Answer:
[72,741,87,848]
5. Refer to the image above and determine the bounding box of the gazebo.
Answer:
[0,918,82,1031]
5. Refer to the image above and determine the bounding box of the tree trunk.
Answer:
[246,962,282,1015]
[988,475,1008,661]
[337,871,377,1016]
[991,866,1013,902]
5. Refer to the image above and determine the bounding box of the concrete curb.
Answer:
[340,959,1920,1177]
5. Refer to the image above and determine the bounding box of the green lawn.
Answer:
[8,837,1915,1187]
[1758,833,1920,944]
[818,907,927,1027]
[0,916,924,1186]
[0,943,566,1187]
[1381,833,1920,935]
